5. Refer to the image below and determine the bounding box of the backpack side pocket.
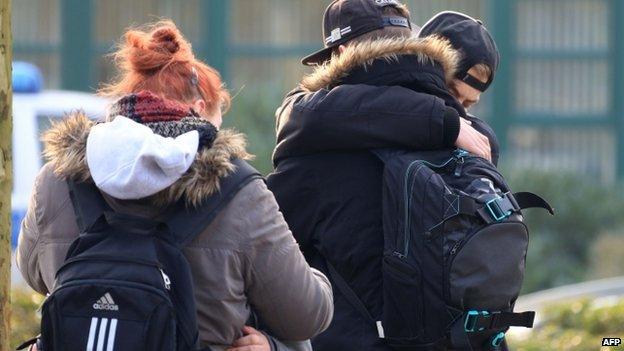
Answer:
[448,221,529,310]
[381,252,424,345]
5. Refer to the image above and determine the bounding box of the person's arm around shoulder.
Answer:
[233,179,333,341]
[275,85,460,158]
[274,84,492,161]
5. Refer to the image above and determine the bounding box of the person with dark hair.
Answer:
[17,20,332,351]
[267,1,496,350]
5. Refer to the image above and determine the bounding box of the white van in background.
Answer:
[11,62,110,248]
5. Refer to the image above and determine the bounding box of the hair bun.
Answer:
[121,22,191,75]
[102,19,232,114]
[151,27,180,54]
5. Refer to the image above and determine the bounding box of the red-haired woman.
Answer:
[17,21,332,351]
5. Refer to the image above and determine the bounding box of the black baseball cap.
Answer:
[419,11,500,92]
[302,0,412,66]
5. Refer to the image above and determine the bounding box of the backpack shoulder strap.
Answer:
[325,259,390,338]
[165,158,263,247]
[67,180,112,232]
[324,260,376,323]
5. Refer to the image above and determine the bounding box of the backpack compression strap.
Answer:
[440,191,551,225]
[325,261,376,324]
[165,158,263,248]
[427,192,554,237]
[475,192,554,224]
[451,310,535,350]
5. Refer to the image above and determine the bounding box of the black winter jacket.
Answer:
[268,36,498,351]
[272,48,500,167]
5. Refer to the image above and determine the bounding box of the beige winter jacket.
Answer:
[16,113,333,349]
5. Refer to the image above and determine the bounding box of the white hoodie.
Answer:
[86,116,199,200]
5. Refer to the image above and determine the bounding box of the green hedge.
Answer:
[10,288,43,348]
[505,170,624,293]
[12,286,624,350]
[509,298,624,350]
[224,84,285,175]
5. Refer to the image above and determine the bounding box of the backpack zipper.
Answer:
[454,149,470,177]
[57,255,172,291]
[402,150,470,256]
[160,269,172,290]
[454,157,465,177]
[57,255,164,276]
[449,240,462,257]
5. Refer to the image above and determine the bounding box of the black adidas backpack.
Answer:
[18,159,261,351]
[326,149,554,351]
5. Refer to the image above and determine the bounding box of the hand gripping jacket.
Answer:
[18,159,261,351]
[326,149,554,351]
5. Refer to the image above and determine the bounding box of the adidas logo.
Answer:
[93,292,119,311]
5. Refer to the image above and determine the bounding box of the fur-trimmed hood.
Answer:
[42,112,252,207]
[301,35,460,92]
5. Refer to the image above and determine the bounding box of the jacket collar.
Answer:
[42,112,252,208]
[301,35,460,92]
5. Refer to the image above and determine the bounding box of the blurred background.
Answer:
[9,0,624,349]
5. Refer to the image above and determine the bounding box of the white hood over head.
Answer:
[86,116,199,200]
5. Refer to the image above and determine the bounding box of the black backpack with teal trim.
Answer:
[326,149,554,351]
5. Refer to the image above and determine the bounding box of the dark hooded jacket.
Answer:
[267,35,498,351]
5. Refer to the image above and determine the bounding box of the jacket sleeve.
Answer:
[266,160,318,256]
[466,115,500,166]
[16,164,52,295]
[238,180,333,341]
[273,85,460,163]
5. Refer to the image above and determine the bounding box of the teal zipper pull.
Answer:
[455,149,470,158]
[454,149,468,177]
[454,157,465,177]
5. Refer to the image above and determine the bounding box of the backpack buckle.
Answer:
[491,331,506,347]
[484,195,515,222]
[464,310,492,332]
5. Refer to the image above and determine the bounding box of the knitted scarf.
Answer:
[107,90,218,149]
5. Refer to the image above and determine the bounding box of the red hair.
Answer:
[100,20,230,114]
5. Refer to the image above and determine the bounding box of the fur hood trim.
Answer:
[42,112,253,207]
[301,35,460,92]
